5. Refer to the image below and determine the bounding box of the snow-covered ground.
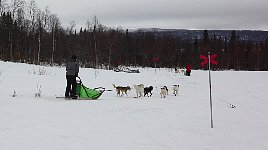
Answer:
[0,61,268,150]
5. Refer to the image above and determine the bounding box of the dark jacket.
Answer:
[66,59,79,76]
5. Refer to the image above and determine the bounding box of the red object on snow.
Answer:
[186,64,191,72]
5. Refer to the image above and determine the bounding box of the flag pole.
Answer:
[155,61,156,75]
[208,52,214,128]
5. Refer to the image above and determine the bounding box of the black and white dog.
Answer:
[160,86,168,98]
[144,86,153,97]
[173,85,179,96]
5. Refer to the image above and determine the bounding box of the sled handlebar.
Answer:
[76,76,82,83]
[77,77,112,92]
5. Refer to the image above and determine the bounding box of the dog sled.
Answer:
[75,84,104,100]
[114,67,140,73]
[57,77,110,100]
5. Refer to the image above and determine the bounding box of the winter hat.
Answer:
[71,55,77,60]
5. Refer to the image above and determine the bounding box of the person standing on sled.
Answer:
[65,55,79,98]
[185,64,191,76]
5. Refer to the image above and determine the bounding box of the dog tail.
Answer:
[112,84,116,88]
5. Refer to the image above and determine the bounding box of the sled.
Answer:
[74,77,105,100]
[58,77,110,100]
[76,85,105,100]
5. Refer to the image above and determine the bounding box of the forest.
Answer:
[1,0,268,70]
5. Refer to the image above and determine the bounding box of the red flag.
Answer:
[200,55,208,67]
[152,57,160,62]
[210,54,218,65]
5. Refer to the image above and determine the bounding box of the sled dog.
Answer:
[144,86,153,97]
[113,84,131,96]
[173,85,179,96]
[134,84,144,97]
[164,86,168,95]
[160,86,168,98]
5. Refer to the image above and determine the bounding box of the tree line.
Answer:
[1,0,268,70]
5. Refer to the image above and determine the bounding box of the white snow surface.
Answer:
[0,61,268,150]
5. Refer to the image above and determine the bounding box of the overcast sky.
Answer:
[28,0,268,30]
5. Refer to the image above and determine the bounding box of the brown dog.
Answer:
[113,84,131,96]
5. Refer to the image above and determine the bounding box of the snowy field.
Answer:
[0,61,268,150]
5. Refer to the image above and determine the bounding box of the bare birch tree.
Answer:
[36,7,51,64]
[7,0,24,61]
[0,0,8,13]
[67,20,76,34]
[10,0,25,19]
[49,14,60,65]
[27,0,37,32]
[86,16,100,68]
